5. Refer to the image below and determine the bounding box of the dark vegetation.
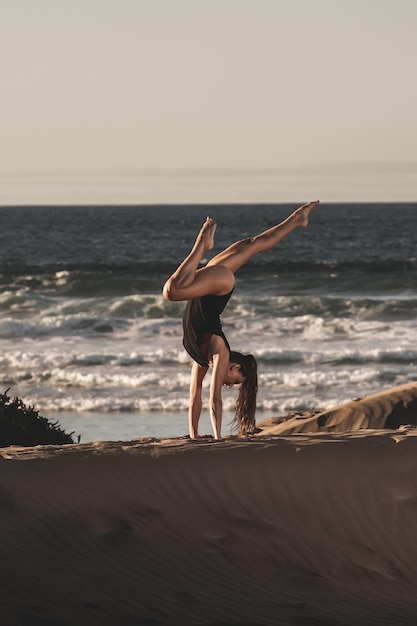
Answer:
[0,389,79,447]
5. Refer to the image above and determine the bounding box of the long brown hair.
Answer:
[229,351,258,436]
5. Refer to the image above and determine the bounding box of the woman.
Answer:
[163,200,319,439]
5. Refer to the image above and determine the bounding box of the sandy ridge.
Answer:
[2,383,417,625]
[257,381,417,435]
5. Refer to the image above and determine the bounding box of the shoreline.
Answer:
[50,379,417,443]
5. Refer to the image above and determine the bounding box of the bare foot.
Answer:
[198,216,217,250]
[295,200,319,227]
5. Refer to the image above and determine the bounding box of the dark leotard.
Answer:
[182,290,233,367]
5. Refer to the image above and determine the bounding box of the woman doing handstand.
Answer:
[163,201,319,439]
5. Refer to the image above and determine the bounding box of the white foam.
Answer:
[2,289,417,421]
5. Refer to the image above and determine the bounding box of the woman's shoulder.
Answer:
[208,334,230,358]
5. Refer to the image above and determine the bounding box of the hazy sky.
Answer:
[2,0,417,203]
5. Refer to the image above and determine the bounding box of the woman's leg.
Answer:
[163,217,235,301]
[207,200,319,274]
[163,201,319,301]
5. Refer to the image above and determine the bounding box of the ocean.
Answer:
[1,203,416,441]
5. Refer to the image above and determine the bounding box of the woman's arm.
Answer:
[208,338,230,439]
[188,361,208,438]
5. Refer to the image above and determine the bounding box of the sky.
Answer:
[1,0,417,204]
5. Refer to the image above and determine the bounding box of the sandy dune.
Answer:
[257,381,417,435]
[2,384,417,625]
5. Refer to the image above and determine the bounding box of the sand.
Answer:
[257,381,417,435]
[1,383,417,626]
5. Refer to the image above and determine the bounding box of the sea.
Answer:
[1,203,416,442]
